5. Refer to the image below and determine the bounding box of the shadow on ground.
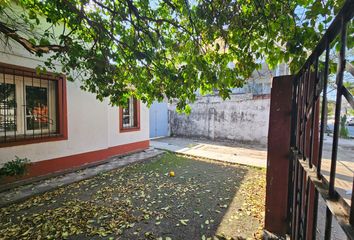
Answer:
[151,137,267,168]
[153,137,267,151]
[0,153,265,240]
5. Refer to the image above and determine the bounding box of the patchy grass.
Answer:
[0,153,265,240]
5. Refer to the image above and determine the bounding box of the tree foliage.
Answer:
[0,0,347,111]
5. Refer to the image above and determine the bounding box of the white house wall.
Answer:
[108,103,149,148]
[0,47,149,165]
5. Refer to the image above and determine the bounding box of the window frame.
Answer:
[24,83,54,135]
[0,62,68,147]
[119,97,140,132]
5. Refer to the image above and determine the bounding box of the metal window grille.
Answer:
[0,66,60,144]
[287,0,354,239]
[122,97,137,128]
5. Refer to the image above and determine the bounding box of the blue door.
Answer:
[149,101,169,138]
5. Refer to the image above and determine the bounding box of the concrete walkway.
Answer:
[151,137,267,168]
[0,148,164,207]
[321,135,354,204]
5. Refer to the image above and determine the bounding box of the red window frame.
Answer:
[0,62,68,147]
[119,98,140,132]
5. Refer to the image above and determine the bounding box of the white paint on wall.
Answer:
[108,103,150,147]
[0,47,149,164]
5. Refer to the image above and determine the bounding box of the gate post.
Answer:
[265,75,294,235]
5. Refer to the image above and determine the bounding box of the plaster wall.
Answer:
[169,94,270,145]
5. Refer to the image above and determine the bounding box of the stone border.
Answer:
[0,149,164,208]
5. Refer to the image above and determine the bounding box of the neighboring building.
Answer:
[0,42,149,183]
[166,63,289,145]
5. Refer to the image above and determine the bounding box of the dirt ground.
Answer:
[0,153,266,240]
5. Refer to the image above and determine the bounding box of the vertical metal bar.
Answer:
[3,71,6,142]
[13,69,16,141]
[31,72,34,139]
[300,167,305,239]
[57,79,61,135]
[293,73,306,238]
[324,15,347,240]
[297,77,303,148]
[295,165,304,239]
[311,49,324,240]
[288,77,299,234]
[302,177,310,239]
[296,77,301,148]
[23,74,26,139]
[349,177,354,226]
[312,40,330,236]
[302,70,309,158]
[48,79,50,137]
[309,59,319,169]
[318,40,330,179]
[288,152,293,234]
[324,207,333,240]
[329,15,347,197]
[300,74,307,154]
[288,150,296,234]
[299,75,304,153]
[40,75,42,138]
[292,154,300,238]
[291,77,299,147]
[312,188,319,240]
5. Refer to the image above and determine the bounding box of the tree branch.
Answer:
[0,21,66,54]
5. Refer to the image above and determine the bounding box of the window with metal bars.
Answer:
[0,63,67,145]
[120,97,140,132]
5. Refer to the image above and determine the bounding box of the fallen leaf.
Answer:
[179,219,189,226]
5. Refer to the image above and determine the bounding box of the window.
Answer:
[120,97,140,132]
[0,63,67,146]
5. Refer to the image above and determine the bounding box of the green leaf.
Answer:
[28,38,36,45]
[28,10,36,19]
[39,38,50,46]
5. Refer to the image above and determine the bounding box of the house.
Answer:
[0,41,150,184]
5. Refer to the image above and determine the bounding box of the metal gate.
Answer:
[288,0,354,239]
[149,101,169,138]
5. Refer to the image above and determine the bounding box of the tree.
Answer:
[340,114,349,138]
[0,0,348,111]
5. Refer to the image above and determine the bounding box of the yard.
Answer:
[0,153,265,240]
